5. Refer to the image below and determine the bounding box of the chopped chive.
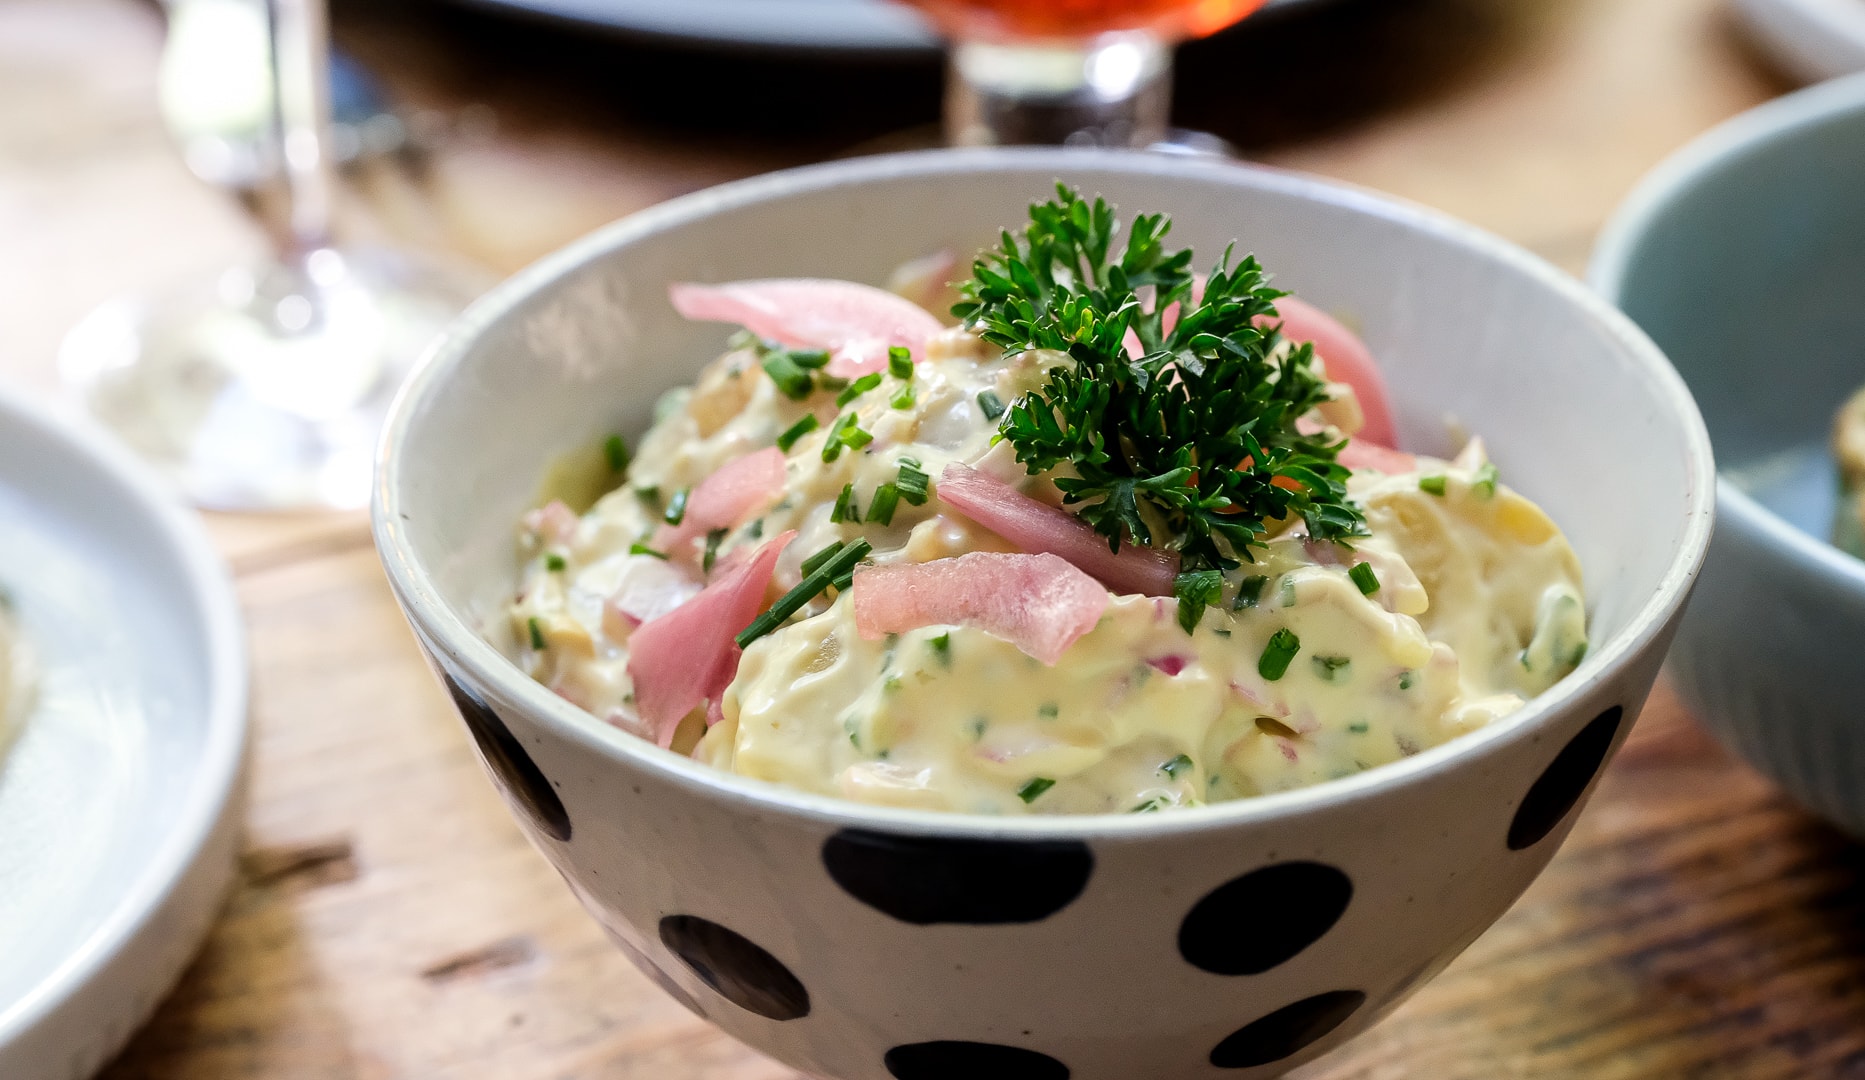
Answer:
[800,541,846,577]
[603,434,630,473]
[888,346,914,379]
[977,389,1007,420]
[841,421,873,451]
[822,413,870,461]
[1038,702,1060,718]
[526,616,546,651]
[830,483,861,524]
[969,716,988,739]
[1258,628,1301,680]
[1279,576,1298,608]
[1419,474,1447,496]
[890,383,916,410]
[1472,461,1499,499]
[703,528,728,573]
[1161,753,1194,779]
[776,413,819,452]
[1348,721,1370,734]
[1312,655,1351,682]
[817,373,850,392]
[629,543,669,560]
[1131,797,1164,813]
[634,485,662,508]
[1017,777,1055,803]
[1233,574,1269,610]
[1349,561,1380,596]
[1213,627,1232,638]
[844,715,861,748]
[544,553,567,572]
[663,488,689,525]
[746,518,764,539]
[867,482,901,526]
[736,539,872,648]
[895,460,930,504]
[930,632,952,666]
[761,351,814,400]
[1174,569,1224,634]
[836,372,882,407]
[1398,670,1414,690]
[787,347,831,370]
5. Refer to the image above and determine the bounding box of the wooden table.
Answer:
[6,0,1861,1075]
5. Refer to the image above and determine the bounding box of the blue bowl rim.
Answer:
[1590,71,1865,606]
[374,146,1715,840]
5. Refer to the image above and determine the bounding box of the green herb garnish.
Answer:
[800,540,847,577]
[1017,777,1056,803]
[737,539,872,647]
[890,384,916,410]
[1349,561,1380,596]
[1258,628,1301,680]
[1419,475,1447,496]
[634,485,662,509]
[1233,574,1269,609]
[821,413,872,461]
[663,488,689,525]
[788,347,831,369]
[977,388,1007,420]
[1131,797,1164,813]
[762,351,814,400]
[545,553,567,572]
[836,372,882,407]
[929,631,952,666]
[629,543,668,560]
[830,483,861,524]
[956,184,1364,579]
[526,616,546,651]
[776,414,819,452]
[867,482,901,526]
[1472,461,1499,499]
[603,434,630,473]
[1161,753,1193,779]
[1173,569,1224,633]
[1312,655,1351,681]
[1038,702,1060,718]
[895,459,930,504]
[702,528,728,573]
[888,346,914,379]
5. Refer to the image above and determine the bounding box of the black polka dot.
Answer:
[1508,705,1624,850]
[443,672,571,842]
[823,830,1092,925]
[885,1041,1069,1080]
[1209,990,1366,1068]
[659,915,809,1021]
[602,925,707,1019]
[1179,862,1352,975]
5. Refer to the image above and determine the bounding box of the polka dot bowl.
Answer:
[372,149,1713,1079]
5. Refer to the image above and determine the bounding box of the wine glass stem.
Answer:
[268,0,336,257]
[945,32,1171,148]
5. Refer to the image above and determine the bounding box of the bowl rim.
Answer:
[1589,71,1865,603]
[0,383,249,1050]
[374,146,1715,840]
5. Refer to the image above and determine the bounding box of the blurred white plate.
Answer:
[1733,0,1865,82]
[455,0,1321,54]
[0,384,246,1079]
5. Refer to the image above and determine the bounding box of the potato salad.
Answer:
[508,189,1588,816]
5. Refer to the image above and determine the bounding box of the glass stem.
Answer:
[267,0,337,258]
[946,32,1171,148]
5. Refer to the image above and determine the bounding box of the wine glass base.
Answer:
[59,247,481,512]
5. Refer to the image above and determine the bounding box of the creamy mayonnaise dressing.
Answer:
[509,328,1588,815]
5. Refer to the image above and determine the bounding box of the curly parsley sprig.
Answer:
[953,184,1365,575]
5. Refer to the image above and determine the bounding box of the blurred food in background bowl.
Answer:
[375,148,1710,1079]
[1731,0,1865,84]
[1592,72,1865,837]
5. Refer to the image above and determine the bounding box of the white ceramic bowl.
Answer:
[1592,73,1865,837]
[0,384,247,1080]
[373,149,1713,1079]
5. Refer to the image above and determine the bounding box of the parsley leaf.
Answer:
[953,184,1366,575]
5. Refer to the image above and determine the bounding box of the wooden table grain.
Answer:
[6,0,1860,1076]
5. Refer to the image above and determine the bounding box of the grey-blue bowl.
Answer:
[1592,72,1865,836]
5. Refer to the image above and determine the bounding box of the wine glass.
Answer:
[899,0,1267,148]
[58,0,481,511]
